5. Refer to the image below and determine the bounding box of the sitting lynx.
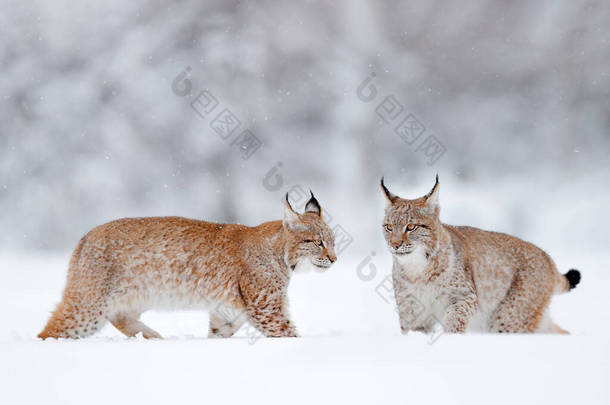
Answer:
[381,176,580,334]
[39,192,336,339]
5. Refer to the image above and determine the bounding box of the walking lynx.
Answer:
[381,176,580,334]
[39,192,337,339]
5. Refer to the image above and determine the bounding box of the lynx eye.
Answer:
[406,224,418,232]
[303,239,323,246]
[383,224,392,232]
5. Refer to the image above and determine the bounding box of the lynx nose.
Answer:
[390,241,402,250]
[322,247,337,264]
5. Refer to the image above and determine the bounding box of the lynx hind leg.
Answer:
[539,320,569,335]
[549,322,569,334]
[39,239,109,340]
[110,313,162,339]
[208,310,247,338]
[536,311,570,334]
[490,269,554,333]
[38,300,108,339]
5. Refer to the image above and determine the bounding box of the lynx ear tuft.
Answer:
[283,193,300,224]
[304,190,321,216]
[423,175,440,213]
[380,177,399,204]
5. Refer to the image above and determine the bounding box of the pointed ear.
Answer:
[423,175,440,214]
[283,193,300,224]
[380,177,399,205]
[304,191,321,216]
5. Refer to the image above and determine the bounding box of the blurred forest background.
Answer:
[1,0,608,253]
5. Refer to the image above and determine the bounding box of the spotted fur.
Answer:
[38,193,337,340]
[381,176,579,334]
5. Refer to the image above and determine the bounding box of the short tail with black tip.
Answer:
[564,269,581,290]
[555,268,581,293]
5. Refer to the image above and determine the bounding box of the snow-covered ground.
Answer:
[1,245,608,404]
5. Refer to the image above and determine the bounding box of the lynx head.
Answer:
[380,176,442,260]
[283,192,337,270]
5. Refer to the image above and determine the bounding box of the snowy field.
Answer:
[1,245,608,404]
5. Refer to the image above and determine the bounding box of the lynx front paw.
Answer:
[277,324,299,337]
[264,321,298,337]
[265,328,298,338]
[208,322,241,338]
[442,314,467,334]
[269,332,299,338]
[139,329,163,339]
[208,327,231,338]
[400,323,419,335]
